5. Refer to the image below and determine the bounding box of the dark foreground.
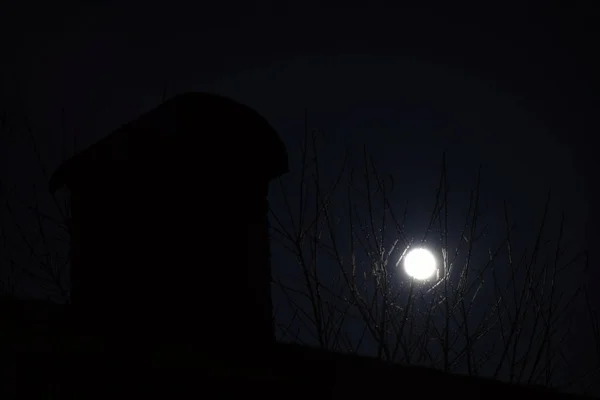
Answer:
[0,296,596,399]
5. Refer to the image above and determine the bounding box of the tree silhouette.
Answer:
[270,113,600,395]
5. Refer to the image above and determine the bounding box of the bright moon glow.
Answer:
[403,248,437,280]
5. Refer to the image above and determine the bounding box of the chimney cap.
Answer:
[49,92,288,193]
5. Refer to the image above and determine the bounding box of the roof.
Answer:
[49,92,289,193]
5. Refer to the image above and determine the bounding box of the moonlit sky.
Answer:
[1,1,598,390]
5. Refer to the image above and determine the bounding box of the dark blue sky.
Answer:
[2,2,597,267]
[1,1,598,391]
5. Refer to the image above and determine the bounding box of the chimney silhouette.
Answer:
[49,93,288,358]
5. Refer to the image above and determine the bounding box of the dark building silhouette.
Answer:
[48,92,288,359]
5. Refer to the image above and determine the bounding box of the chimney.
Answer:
[49,93,288,359]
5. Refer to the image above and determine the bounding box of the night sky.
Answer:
[1,1,599,394]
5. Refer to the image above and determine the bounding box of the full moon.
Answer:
[403,248,437,280]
